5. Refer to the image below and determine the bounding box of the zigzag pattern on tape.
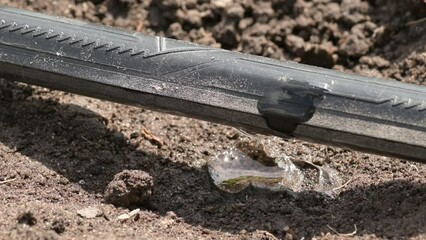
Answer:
[1,19,426,112]
[389,96,426,112]
[331,89,426,112]
[330,86,426,112]
[0,20,146,56]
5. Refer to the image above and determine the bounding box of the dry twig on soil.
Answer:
[117,208,140,220]
[332,176,355,191]
[0,178,17,184]
[141,127,165,147]
[406,17,426,26]
[327,224,357,237]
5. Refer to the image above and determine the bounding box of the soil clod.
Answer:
[17,212,37,226]
[104,170,154,208]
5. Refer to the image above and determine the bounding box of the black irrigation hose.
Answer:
[0,7,425,163]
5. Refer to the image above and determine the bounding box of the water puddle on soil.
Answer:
[208,136,343,195]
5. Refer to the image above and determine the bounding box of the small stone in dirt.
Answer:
[166,211,177,219]
[301,44,335,69]
[295,15,315,28]
[284,233,294,240]
[110,132,126,146]
[104,170,154,208]
[0,106,10,119]
[212,0,232,9]
[284,35,305,56]
[359,56,390,68]
[226,4,245,19]
[51,219,66,234]
[252,2,274,23]
[340,0,369,25]
[17,212,37,226]
[77,206,103,219]
[339,35,370,57]
[176,9,203,27]
[214,24,239,49]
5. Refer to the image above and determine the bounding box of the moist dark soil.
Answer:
[0,0,425,239]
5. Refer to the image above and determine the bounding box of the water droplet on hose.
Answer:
[208,136,343,194]
[208,147,304,193]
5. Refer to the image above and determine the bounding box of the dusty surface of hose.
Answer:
[0,7,425,162]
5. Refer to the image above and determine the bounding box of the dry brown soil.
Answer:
[0,0,425,239]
